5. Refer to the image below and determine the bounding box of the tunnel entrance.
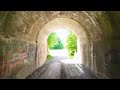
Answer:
[28,17,98,79]
[1,11,118,79]
[38,18,89,67]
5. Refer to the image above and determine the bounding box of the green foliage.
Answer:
[47,50,53,60]
[52,38,64,49]
[66,33,77,57]
[48,33,58,49]
[47,32,64,49]
[47,55,53,60]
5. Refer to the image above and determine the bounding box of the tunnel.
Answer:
[0,11,120,79]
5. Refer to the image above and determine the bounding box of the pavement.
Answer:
[26,60,98,79]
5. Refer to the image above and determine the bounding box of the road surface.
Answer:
[26,60,98,79]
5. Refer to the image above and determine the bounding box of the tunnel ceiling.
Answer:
[0,11,114,43]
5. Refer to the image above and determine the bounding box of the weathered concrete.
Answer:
[0,11,120,79]
[0,36,38,79]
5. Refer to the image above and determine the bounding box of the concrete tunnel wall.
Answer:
[0,11,119,79]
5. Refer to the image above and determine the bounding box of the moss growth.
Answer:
[4,12,17,36]
[96,12,112,45]
[107,12,120,39]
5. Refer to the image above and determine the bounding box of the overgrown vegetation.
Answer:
[47,54,52,60]
[47,32,77,60]
[48,33,58,49]
[66,32,77,57]
[47,32,64,60]
[47,32,64,49]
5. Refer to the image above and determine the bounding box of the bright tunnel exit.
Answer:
[47,28,81,64]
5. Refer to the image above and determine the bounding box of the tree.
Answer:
[47,32,64,49]
[47,33,58,49]
[66,33,77,57]
[53,38,64,49]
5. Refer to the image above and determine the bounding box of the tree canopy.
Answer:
[66,33,77,57]
[47,32,64,49]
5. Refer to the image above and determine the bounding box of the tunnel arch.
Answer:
[2,11,102,43]
[37,18,94,70]
[29,11,102,43]
[2,11,114,79]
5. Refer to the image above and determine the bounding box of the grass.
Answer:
[47,55,53,60]
[69,55,74,59]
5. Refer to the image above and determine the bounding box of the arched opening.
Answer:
[47,28,79,64]
[1,11,117,79]
[37,18,89,67]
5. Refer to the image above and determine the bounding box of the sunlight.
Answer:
[60,59,81,64]
[47,27,82,64]
[49,49,68,57]
[54,28,70,45]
